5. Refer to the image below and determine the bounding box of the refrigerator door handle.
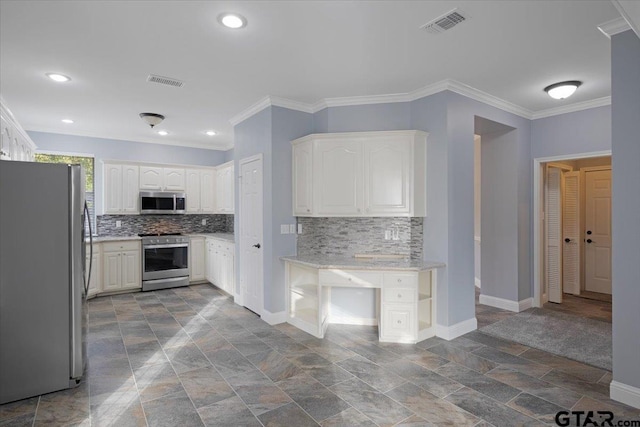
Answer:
[83,202,93,297]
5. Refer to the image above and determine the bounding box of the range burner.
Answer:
[138,232,183,237]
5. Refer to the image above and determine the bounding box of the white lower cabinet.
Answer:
[189,237,206,282]
[85,243,102,298]
[285,262,436,344]
[102,240,141,293]
[205,238,235,295]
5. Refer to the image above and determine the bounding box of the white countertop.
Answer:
[281,255,445,271]
[189,233,235,243]
[86,235,141,243]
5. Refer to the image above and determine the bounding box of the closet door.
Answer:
[562,172,580,295]
[545,166,563,304]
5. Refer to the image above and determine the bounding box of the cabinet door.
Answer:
[364,139,411,215]
[102,251,122,291]
[314,140,363,215]
[185,169,202,213]
[122,165,139,212]
[216,169,226,213]
[293,141,313,215]
[224,166,234,213]
[381,303,416,341]
[189,238,206,282]
[205,241,214,283]
[104,164,123,214]
[86,246,101,297]
[140,166,163,190]
[226,245,235,295]
[121,250,141,289]
[163,168,185,191]
[200,169,215,213]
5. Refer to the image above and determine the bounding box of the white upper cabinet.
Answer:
[315,139,363,215]
[139,166,185,191]
[292,130,427,217]
[104,163,139,214]
[185,168,216,214]
[0,99,37,161]
[215,162,234,214]
[292,140,313,216]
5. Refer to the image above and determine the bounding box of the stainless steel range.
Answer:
[139,233,189,291]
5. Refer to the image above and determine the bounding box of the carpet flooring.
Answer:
[480,308,612,370]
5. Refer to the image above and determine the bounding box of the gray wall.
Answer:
[531,106,611,158]
[224,149,234,163]
[29,131,226,215]
[611,29,640,396]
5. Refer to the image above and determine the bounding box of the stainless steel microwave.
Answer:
[139,191,186,214]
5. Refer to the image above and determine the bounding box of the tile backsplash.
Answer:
[97,214,234,236]
[296,217,423,259]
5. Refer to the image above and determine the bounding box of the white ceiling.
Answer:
[0,1,622,151]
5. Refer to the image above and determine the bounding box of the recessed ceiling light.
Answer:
[157,130,169,136]
[206,130,217,136]
[46,73,71,83]
[61,119,74,124]
[544,81,582,100]
[218,13,247,29]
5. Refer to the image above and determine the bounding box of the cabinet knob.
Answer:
[397,279,402,283]
[397,320,402,324]
[397,293,402,298]
[307,209,310,212]
[348,277,352,281]
[357,208,361,212]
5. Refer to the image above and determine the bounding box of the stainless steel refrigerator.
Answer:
[0,160,93,404]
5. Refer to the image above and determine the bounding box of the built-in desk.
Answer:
[282,256,445,344]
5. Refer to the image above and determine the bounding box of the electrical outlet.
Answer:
[280,224,289,234]
[201,219,207,225]
[384,230,391,240]
[115,220,121,228]
[392,227,400,240]
[289,224,296,234]
[297,224,302,234]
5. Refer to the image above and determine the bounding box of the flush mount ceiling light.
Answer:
[205,130,217,136]
[139,112,165,128]
[157,130,169,136]
[218,13,247,29]
[544,81,582,100]
[46,73,71,82]
[61,119,74,124]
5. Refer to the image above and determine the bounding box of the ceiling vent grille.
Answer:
[147,74,184,88]
[421,8,468,34]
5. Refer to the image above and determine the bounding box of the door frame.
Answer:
[533,150,611,307]
[237,153,264,315]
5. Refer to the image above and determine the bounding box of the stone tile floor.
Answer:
[1,284,637,426]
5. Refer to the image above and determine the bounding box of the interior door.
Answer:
[562,171,581,295]
[239,157,263,315]
[585,169,612,294]
[545,166,563,303]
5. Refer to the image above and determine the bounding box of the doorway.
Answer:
[238,154,264,316]
[535,153,612,310]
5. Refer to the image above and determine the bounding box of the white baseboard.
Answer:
[475,278,481,288]
[479,294,533,313]
[610,380,640,409]
[233,293,244,306]
[261,309,287,325]
[436,317,477,341]
[328,314,378,326]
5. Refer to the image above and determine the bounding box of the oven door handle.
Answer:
[144,243,189,249]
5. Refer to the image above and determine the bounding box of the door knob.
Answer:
[564,238,571,243]
[586,230,592,235]
[586,239,593,244]
[253,243,261,249]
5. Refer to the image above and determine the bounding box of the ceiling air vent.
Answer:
[146,74,184,88]
[421,8,468,34]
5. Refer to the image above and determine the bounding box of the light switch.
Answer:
[297,224,302,234]
[384,230,391,240]
[201,219,207,225]
[289,224,296,234]
[392,227,400,240]
[280,225,289,234]
[116,220,122,228]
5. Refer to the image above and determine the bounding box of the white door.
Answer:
[216,168,226,213]
[224,166,235,213]
[363,138,410,215]
[163,168,185,191]
[239,156,264,315]
[140,166,163,190]
[200,169,215,213]
[293,141,313,215]
[585,169,612,294]
[189,238,205,282]
[122,165,139,212]
[186,169,202,212]
[562,171,581,295]
[545,166,563,303]
[102,251,122,291]
[104,164,122,213]
[314,140,363,215]
[121,251,140,289]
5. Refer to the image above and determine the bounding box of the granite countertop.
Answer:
[281,255,445,271]
[86,235,141,243]
[188,232,235,243]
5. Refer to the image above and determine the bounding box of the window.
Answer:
[35,153,95,235]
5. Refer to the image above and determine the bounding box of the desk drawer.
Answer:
[383,287,416,303]
[383,273,418,288]
[102,240,140,252]
[319,269,382,288]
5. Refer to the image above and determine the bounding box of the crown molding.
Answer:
[598,16,632,38]
[610,0,640,38]
[229,80,614,127]
[26,127,232,151]
[531,96,611,120]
